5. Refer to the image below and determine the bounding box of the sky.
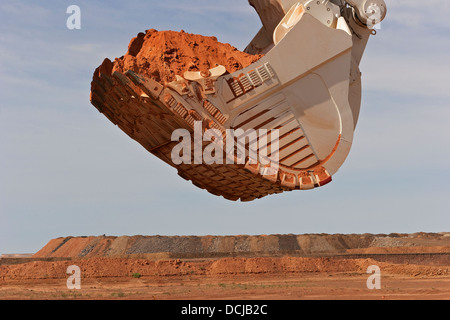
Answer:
[0,0,449,254]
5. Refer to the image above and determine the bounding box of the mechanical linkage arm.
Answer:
[343,0,387,28]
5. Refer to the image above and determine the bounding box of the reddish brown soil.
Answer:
[1,233,449,300]
[94,29,263,86]
[0,256,449,300]
[2,256,449,281]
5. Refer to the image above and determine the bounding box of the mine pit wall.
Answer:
[32,233,450,263]
[34,234,372,259]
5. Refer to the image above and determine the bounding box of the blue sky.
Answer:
[0,0,449,254]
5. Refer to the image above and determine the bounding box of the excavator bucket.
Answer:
[90,0,387,201]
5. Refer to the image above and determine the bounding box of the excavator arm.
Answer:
[246,0,387,58]
[246,0,386,128]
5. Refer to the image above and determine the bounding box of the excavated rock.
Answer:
[32,233,450,259]
[108,29,263,85]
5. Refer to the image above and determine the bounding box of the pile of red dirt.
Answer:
[1,256,448,282]
[94,29,263,85]
[4,233,449,283]
[32,233,450,260]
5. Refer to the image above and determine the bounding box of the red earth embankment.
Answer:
[33,233,450,259]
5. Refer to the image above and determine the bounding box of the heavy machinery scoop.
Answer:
[90,0,387,201]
